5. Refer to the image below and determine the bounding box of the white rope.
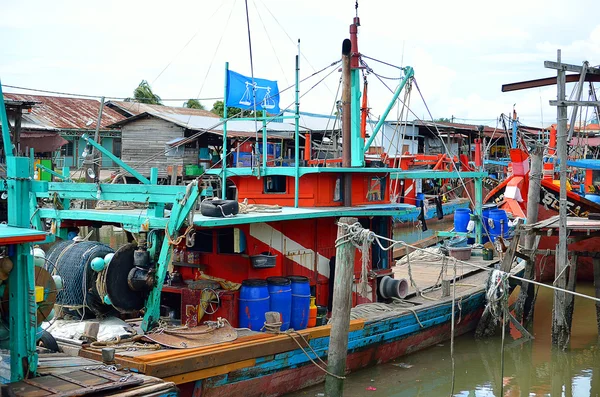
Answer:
[336,222,375,298]
[368,231,600,304]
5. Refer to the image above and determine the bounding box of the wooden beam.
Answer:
[162,359,256,384]
[550,100,600,107]
[544,61,600,75]
[501,74,600,92]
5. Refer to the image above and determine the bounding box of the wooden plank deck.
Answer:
[5,353,178,396]
[79,320,366,382]
[392,253,498,298]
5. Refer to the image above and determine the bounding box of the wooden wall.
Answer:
[120,116,193,179]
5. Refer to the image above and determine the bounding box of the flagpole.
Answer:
[222,62,229,199]
[294,40,300,208]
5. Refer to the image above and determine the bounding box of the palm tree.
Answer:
[183,99,205,110]
[125,80,162,105]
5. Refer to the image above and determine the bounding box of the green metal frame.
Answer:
[0,80,38,381]
[363,66,414,153]
[35,163,71,181]
[142,180,200,331]
[81,134,150,184]
[351,69,363,167]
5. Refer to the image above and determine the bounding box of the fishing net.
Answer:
[45,240,114,317]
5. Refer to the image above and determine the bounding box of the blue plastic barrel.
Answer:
[489,210,509,241]
[481,204,497,243]
[239,279,270,331]
[266,277,292,331]
[454,208,472,233]
[288,275,311,330]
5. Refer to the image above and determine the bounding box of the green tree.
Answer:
[211,100,263,118]
[125,80,162,105]
[434,117,451,123]
[184,99,205,110]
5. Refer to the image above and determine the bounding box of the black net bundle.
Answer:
[45,240,115,317]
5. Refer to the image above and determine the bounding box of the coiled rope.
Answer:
[335,222,375,298]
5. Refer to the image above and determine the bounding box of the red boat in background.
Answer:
[484,125,600,281]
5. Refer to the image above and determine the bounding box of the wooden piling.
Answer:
[515,144,543,324]
[551,49,571,349]
[325,217,357,397]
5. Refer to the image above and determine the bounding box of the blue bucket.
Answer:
[266,277,292,331]
[416,192,425,207]
[489,210,509,241]
[288,275,311,330]
[454,208,472,233]
[239,279,270,331]
[481,204,497,243]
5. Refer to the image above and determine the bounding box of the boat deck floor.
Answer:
[393,253,497,298]
[76,254,500,384]
[5,352,177,396]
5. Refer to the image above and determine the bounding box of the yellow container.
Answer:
[307,297,317,328]
[35,286,44,303]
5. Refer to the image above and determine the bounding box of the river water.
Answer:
[287,283,600,397]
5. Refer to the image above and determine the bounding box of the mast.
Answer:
[342,39,353,206]
[349,13,364,166]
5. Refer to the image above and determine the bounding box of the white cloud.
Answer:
[0,0,598,129]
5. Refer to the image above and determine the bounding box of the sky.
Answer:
[1,0,599,128]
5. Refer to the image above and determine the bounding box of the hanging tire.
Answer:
[200,200,239,217]
[38,330,59,352]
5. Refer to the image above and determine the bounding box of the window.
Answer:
[333,175,342,202]
[367,177,386,201]
[61,140,74,157]
[113,139,122,158]
[217,228,246,254]
[189,230,213,253]
[264,175,286,193]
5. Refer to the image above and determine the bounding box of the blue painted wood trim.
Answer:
[205,291,484,387]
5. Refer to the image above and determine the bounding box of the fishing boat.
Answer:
[485,124,600,281]
[0,5,522,397]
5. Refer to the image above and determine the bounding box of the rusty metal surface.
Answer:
[4,93,125,130]
[143,322,238,349]
[108,100,218,118]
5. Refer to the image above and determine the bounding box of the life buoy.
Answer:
[200,199,239,217]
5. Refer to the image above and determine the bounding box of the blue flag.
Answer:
[226,70,280,114]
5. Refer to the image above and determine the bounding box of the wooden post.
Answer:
[552,49,570,349]
[341,39,353,207]
[525,143,543,249]
[170,166,178,186]
[84,96,105,240]
[325,217,357,397]
[515,143,543,324]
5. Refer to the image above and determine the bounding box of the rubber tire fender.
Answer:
[38,330,59,352]
[200,199,239,217]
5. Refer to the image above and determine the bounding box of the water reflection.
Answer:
[286,284,600,397]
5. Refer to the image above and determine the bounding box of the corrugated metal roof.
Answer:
[4,93,125,130]
[109,110,300,139]
[108,100,219,119]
